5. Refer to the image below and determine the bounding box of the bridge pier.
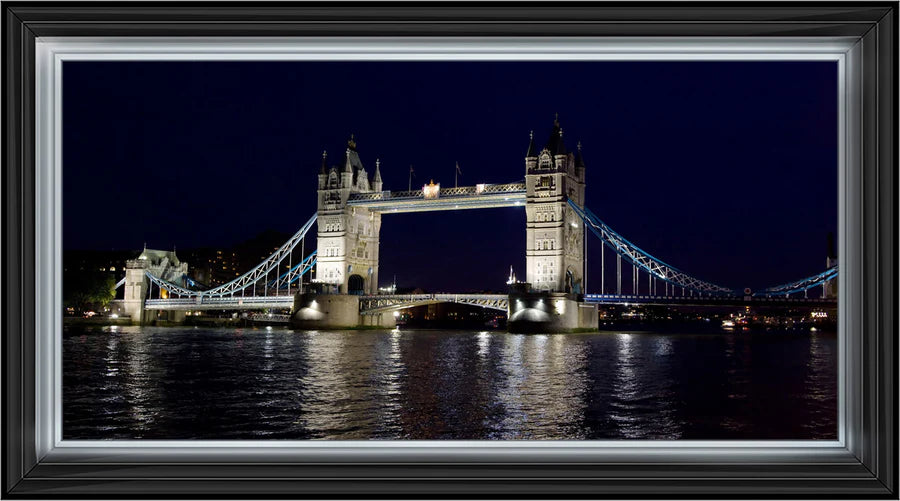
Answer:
[359,312,397,328]
[291,293,395,329]
[507,291,597,333]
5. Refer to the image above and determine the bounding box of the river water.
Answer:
[63,326,837,440]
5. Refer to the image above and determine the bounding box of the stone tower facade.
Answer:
[524,117,586,294]
[315,136,382,294]
[121,248,189,322]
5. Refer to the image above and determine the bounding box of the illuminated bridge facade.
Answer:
[116,117,837,326]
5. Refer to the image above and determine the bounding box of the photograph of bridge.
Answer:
[62,60,838,440]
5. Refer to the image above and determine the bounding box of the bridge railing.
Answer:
[583,294,837,304]
[359,293,509,312]
[348,183,526,203]
[145,296,294,309]
[247,312,291,323]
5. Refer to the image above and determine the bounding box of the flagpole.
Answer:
[409,165,413,191]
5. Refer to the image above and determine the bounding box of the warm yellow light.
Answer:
[423,181,441,199]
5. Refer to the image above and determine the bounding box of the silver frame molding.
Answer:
[3,4,896,498]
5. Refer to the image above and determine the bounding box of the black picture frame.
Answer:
[3,3,896,498]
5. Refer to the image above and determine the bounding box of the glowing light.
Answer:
[555,299,566,314]
[423,181,440,199]
[109,313,119,319]
[393,311,400,317]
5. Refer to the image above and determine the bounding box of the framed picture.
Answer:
[4,3,895,498]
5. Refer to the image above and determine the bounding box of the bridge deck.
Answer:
[359,293,509,313]
[142,293,835,311]
[584,294,837,307]
[144,296,294,310]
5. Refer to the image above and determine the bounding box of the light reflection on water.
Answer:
[63,326,837,440]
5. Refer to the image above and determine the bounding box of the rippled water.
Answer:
[63,326,837,440]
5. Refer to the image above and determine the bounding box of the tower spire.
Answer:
[545,114,566,155]
[526,130,536,157]
[371,158,383,192]
[575,141,585,168]
[320,150,327,175]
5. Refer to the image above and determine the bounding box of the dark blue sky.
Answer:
[63,61,837,292]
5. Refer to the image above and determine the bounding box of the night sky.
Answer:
[63,61,837,293]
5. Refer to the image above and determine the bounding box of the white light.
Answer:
[265,326,273,331]
[109,313,118,319]
[555,299,566,314]
[393,311,400,317]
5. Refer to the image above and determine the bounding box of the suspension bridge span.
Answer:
[113,118,836,331]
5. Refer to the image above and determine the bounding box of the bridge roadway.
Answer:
[143,293,834,312]
[144,296,294,311]
[358,294,509,314]
[583,294,837,307]
[143,293,510,312]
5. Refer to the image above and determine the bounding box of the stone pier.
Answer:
[507,290,598,333]
[291,293,396,330]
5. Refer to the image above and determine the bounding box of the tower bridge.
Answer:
[113,117,838,331]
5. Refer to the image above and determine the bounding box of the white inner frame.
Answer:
[35,37,857,460]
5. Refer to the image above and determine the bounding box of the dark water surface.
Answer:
[63,326,837,440]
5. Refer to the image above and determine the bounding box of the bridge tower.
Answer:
[524,116,586,294]
[121,247,189,323]
[315,136,382,295]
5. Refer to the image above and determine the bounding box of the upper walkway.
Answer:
[347,183,526,213]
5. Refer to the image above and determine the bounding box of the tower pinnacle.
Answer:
[526,130,537,157]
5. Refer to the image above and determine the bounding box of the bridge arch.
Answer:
[348,274,366,295]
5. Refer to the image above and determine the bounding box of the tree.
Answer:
[64,270,117,313]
